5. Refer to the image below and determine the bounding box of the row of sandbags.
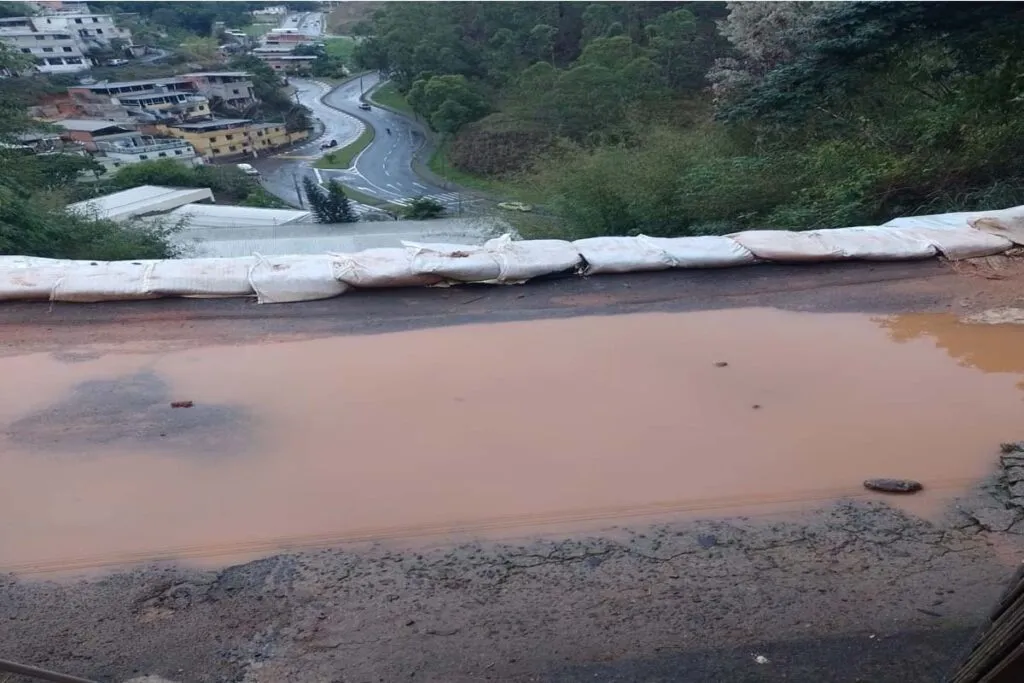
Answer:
[2,209,1022,304]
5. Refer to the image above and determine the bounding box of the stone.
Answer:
[1010,482,1024,498]
[1009,497,1024,509]
[863,479,923,494]
[1006,467,1024,484]
[971,507,1021,533]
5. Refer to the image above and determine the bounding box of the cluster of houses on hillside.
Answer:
[2,2,319,172]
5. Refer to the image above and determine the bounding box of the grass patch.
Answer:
[323,36,357,62]
[315,125,374,170]
[242,23,272,38]
[336,184,405,213]
[370,81,415,116]
[428,140,547,205]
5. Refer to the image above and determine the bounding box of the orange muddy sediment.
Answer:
[1,308,1022,573]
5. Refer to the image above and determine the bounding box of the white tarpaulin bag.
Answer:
[248,254,349,304]
[484,234,581,283]
[331,248,442,288]
[804,226,938,260]
[639,235,756,268]
[51,261,158,303]
[729,230,847,262]
[882,211,1015,259]
[573,236,676,274]
[404,241,501,283]
[967,206,1024,245]
[0,259,71,300]
[147,257,256,297]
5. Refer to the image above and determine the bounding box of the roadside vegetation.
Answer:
[368,82,415,117]
[355,2,1024,239]
[315,125,374,170]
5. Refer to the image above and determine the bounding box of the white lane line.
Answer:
[413,183,428,190]
[384,169,390,177]
[313,168,322,184]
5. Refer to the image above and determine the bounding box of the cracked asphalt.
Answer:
[4,260,1024,682]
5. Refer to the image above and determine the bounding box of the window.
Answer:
[174,150,182,155]
[67,57,83,64]
[91,17,98,23]
[139,154,148,160]
[62,46,73,52]
[211,147,220,154]
[256,130,264,136]
[96,28,103,34]
[208,136,216,143]
[74,18,82,24]
[20,48,29,54]
[158,152,166,157]
[232,89,240,94]
[42,47,53,53]
[225,134,233,140]
[35,35,45,40]
[228,145,236,152]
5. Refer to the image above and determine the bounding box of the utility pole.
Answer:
[359,74,364,96]
[292,172,304,208]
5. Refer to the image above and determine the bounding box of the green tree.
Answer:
[407,74,489,134]
[303,177,357,223]
[403,196,445,220]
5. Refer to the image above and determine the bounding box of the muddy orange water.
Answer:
[1,308,1023,574]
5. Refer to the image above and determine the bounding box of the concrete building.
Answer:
[0,10,133,73]
[259,54,318,75]
[0,23,89,73]
[94,133,200,173]
[68,185,215,221]
[55,119,138,151]
[155,118,306,160]
[180,72,256,110]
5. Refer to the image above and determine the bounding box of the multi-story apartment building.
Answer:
[154,118,306,160]
[259,54,318,75]
[0,8,133,73]
[94,134,200,173]
[0,21,89,73]
[180,72,257,111]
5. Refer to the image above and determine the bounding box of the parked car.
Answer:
[320,139,338,150]
[236,163,260,177]
[358,102,371,111]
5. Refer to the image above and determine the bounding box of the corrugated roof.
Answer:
[165,204,312,230]
[68,185,214,221]
[170,118,251,130]
[56,119,135,132]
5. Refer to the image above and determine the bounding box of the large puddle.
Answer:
[1,309,1023,574]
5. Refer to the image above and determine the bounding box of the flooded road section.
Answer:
[1,309,1022,574]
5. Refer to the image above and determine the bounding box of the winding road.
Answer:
[250,72,475,213]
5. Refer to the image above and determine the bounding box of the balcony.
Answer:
[98,138,193,155]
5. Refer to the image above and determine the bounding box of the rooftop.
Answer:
[180,72,250,78]
[74,77,191,91]
[168,118,252,131]
[164,203,312,231]
[55,119,135,133]
[68,185,214,221]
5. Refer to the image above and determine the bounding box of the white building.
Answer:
[95,134,201,173]
[251,5,288,17]
[0,10,133,74]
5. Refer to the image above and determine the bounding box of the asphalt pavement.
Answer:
[251,74,473,214]
[319,74,473,212]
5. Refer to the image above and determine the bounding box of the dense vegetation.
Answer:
[356,2,1024,238]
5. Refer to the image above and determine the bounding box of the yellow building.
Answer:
[154,118,308,160]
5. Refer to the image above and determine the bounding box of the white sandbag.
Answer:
[147,257,256,297]
[728,230,846,262]
[804,226,938,260]
[331,247,442,288]
[404,241,501,283]
[0,260,72,300]
[0,256,64,268]
[51,260,158,303]
[889,225,1011,260]
[968,206,1024,245]
[248,254,349,304]
[639,235,756,268]
[882,211,1015,259]
[483,234,582,283]
[573,236,676,274]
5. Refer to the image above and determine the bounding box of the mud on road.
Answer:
[3,260,1024,682]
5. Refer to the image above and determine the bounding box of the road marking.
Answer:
[413,183,428,190]
[313,168,322,184]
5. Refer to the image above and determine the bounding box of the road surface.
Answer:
[320,73,473,211]
[252,75,470,214]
